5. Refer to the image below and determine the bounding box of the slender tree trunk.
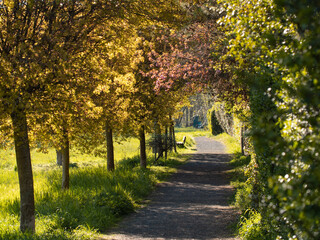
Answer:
[56,150,62,166]
[169,125,173,152]
[156,123,163,157]
[61,127,70,189]
[106,123,114,171]
[139,125,147,168]
[165,126,168,159]
[241,126,245,155]
[11,107,35,233]
[186,107,189,127]
[172,125,177,153]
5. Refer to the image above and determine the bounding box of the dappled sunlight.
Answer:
[105,138,239,240]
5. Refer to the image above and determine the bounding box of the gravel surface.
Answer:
[101,136,239,240]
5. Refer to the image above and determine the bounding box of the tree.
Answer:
[0,0,130,232]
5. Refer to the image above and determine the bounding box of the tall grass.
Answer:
[0,133,193,240]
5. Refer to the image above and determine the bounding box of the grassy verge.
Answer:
[175,127,210,153]
[0,131,197,240]
[210,133,255,238]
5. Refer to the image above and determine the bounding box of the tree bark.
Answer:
[56,150,62,166]
[11,108,35,233]
[190,107,194,126]
[106,123,115,171]
[172,125,177,153]
[186,107,189,127]
[139,125,147,168]
[241,126,245,155]
[61,127,70,190]
[165,126,168,160]
[155,123,163,158]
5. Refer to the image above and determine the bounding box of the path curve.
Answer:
[101,137,239,240]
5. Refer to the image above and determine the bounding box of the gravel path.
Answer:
[101,136,239,240]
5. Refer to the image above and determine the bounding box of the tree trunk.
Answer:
[11,108,35,233]
[172,125,177,153]
[169,125,173,152]
[106,123,115,171]
[139,125,147,168]
[61,127,70,190]
[155,123,163,158]
[241,126,245,155]
[56,150,62,166]
[186,107,189,127]
[164,126,168,159]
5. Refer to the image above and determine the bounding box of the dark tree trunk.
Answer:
[106,123,114,171]
[241,126,245,155]
[164,126,168,159]
[169,125,173,152]
[61,127,70,189]
[139,125,147,168]
[155,123,163,158]
[11,108,35,233]
[56,150,62,166]
[169,116,174,152]
[172,125,177,153]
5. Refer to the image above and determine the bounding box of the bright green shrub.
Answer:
[238,210,264,240]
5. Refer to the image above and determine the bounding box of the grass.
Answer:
[209,133,255,239]
[175,127,210,153]
[0,129,202,240]
[209,132,241,154]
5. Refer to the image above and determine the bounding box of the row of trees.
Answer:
[0,0,200,233]
[4,0,317,238]
[145,0,320,238]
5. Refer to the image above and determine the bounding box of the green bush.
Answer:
[93,189,134,217]
[238,210,264,239]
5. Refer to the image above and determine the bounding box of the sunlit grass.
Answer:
[175,127,210,153]
[209,132,241,154]
[0,129,197,240]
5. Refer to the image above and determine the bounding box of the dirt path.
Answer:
[101,137,239,240]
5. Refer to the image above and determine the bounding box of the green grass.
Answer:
[0,130,197,240]
[175,127,210,153]
[209,132,241,154]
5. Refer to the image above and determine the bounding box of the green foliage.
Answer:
[238,210,265,240]
[207,105,224,135]
[218,0,320,239]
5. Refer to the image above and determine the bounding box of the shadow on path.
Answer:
[102,137,239,240]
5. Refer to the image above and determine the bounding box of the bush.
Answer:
[238,209,264,239]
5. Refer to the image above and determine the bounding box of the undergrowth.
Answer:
[0,133,193,240]
[211,133,265,239]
